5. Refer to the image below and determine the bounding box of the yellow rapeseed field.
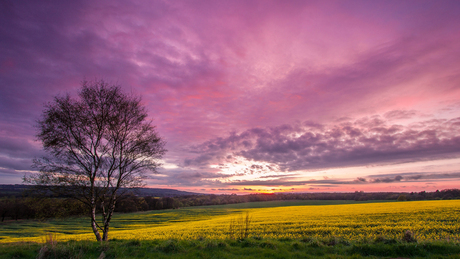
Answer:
[2,200,459,243]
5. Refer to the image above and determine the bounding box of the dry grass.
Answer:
[228,212,251,239]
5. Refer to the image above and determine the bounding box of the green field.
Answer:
[196,199,393,209]
[1,200,460,258]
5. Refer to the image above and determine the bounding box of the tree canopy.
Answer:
[25,80,166,241]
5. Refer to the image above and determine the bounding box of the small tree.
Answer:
[24,80,166,241]
[397,195,407,201]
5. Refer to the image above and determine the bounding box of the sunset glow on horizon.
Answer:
[1,0,460,194]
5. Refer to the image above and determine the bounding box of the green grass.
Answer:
[1,237,460,259]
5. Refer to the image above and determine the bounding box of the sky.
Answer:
[1,0,460,194]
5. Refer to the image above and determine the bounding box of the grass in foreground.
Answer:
[2,237,460,259]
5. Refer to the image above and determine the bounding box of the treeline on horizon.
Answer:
[1,186,459,222]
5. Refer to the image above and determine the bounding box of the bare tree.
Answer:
[24,80,166,241]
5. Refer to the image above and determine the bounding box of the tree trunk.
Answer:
[91,202,102,242]
[102,209,110,242]
[101,198,116,241]
[102,224,109,241]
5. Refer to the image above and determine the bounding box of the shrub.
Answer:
[402,230,417,243]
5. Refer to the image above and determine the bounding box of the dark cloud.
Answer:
[367,172,460,182]
[185,116,460,172]
[0,136,44,175]
[210,171,460,187]
[228,178,355,187]
[371,175,403,183]
[258,174,296,179]
[384,110,418,120]
[0,137,43,158]
[355,177,367,182]
[406,175,423,180]
[144,167,236,188]
[0,156,33,172]
[174,171,230,180]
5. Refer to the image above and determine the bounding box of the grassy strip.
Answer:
[1,237,460,259]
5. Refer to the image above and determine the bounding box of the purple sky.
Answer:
[1,0,460,194]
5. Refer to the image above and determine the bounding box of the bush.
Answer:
[402,230,417,243]
[397,195,407,201]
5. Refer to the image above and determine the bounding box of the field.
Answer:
[1,200,460,258]
[1,200,460,243]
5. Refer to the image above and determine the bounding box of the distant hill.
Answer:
[0,184,29,197]
[0,184,202,198]
[129,187,202,197]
